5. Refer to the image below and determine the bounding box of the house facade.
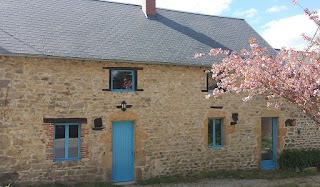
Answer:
[0,0,319,184]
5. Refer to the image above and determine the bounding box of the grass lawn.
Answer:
[137,169,319,185]
[6,182,114,187]
[4,169,319,187]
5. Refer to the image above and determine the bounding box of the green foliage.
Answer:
[261,136,272,149]
[279,149,320,171]
[270,184,300,187]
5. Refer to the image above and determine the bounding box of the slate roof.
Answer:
[0,0,276,67]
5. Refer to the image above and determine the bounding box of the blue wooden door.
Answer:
[261,117,277,170]
[112,121,134,182]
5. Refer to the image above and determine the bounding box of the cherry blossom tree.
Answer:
[199,0,320,123]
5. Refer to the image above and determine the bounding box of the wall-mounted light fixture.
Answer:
[116,101,132,111]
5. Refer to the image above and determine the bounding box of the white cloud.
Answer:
[104,0,232,15]
[233,8,258,18]
[261,13,318,50]
[266,5,288,13]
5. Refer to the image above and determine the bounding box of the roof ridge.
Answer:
[95,0,244,21]
[158,8,244,21]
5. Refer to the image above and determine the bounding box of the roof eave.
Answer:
[0,53,211,68]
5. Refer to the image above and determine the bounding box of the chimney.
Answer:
[142,0,156,17]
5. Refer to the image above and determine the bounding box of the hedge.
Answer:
[279,149,320,171]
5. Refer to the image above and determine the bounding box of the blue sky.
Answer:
[106,0,319,50]
[223,0,320,50]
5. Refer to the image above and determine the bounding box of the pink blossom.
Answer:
[194,53,205,58]
[202,9,320,123]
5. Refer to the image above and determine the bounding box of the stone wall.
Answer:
[0,56,319,184]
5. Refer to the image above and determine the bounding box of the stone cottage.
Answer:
[0,0,319,184]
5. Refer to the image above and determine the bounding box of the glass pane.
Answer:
[55,125,65,159]
[68,125,79,158]
[208,73,218,90]
[215,119,222,146]
[112,70,133,90]
[208,119,213,146]
[261,117,273,160]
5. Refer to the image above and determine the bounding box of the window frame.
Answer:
[54,123,81,162]
[102,67,144,92]
[110,69,136,92]
[208,118,224,149]
[202,72,220,92]
[207,72,218,92]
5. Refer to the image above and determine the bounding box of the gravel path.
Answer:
[128,175,320,187]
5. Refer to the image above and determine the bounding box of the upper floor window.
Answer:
[111,70,135,92]
[102,67,143,92]
[208,118,223,148]
[207,73,218,92]
[54,123,80,161]
[202,71,225,93]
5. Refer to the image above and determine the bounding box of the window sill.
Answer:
[202,89,215,92]
[111,89,135,93]
[202,88,224,92]
[102,89,143,92]
[208,146,224,149]
[53,158,80,162]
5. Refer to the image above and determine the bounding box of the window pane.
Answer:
[208,119,213,146]
[55,125,65,159]
[208,74,218,90]
[215,119,222,146]
[112,70,133,90]
[68,125,79,158]
[261,118,273,160]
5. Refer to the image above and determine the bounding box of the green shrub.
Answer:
[279,149,320,171]
[0,184,11,187]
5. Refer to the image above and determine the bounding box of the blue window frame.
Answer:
[111,70,136,92]
[208,118,223,148]
[54,123,80,161]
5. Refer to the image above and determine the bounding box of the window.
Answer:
[207,73,218,91]
[54,123,80,161]
[202,72,221,92]
[102,67,143,92]
[111,69,135,92]
[208,118,223,148]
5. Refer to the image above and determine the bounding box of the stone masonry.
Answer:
[0,56,319,184]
